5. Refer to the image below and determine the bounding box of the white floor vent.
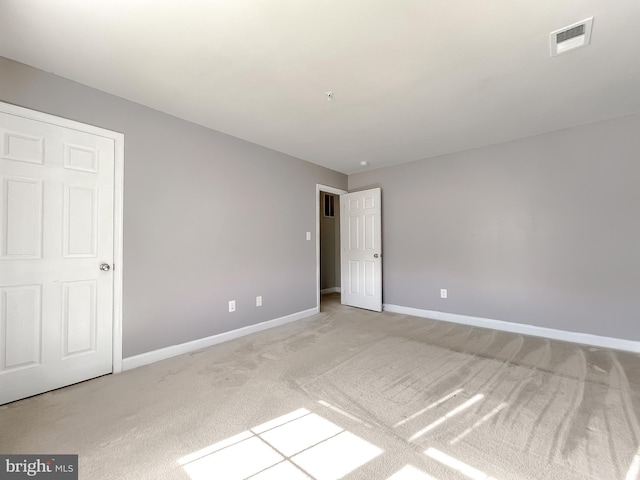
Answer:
[550,17,594,57]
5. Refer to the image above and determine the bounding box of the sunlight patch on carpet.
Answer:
[626,444,640,480]
[450,402,508,445]
[394,389,464,428]
[386,464,441,479]
[425,448,499,480]
[409,394,484,441]
[178,407,382,480]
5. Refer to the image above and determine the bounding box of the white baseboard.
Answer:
[383,304,640,354]
[321,287,340,294]
[122,307,320,371]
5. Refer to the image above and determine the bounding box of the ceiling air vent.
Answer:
[550,17,593,57]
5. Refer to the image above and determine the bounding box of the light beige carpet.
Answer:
[1,294,639,480]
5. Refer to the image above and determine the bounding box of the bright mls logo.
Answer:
[0,455,77,479]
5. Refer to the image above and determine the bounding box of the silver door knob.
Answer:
[99,263,111,271]
[374,254,379,258]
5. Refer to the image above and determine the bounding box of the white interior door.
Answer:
[340,188,382,311]
[0,109,115,405]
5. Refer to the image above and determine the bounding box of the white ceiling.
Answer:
[1,1,640,174]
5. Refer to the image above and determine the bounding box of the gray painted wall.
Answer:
[0,57,347,358]
[320,193,340,290]
[350,113,640,341]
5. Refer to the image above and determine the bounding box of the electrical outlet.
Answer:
[256,296,262,307]
[440,289,448,299]
[229,300,236,312]
[306,231,311,241]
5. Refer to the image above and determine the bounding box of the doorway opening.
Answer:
[316,185,347,311]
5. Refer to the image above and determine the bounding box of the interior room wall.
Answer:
[349,113,640,341]
[320,192,340,291]
[334,196,341,289]
[0,56,347,358]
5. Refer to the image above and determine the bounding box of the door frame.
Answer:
[0,101,125,374]
[316,184,347,310]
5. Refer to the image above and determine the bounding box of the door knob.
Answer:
[374,254,380,258]
[99,263,111,271]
